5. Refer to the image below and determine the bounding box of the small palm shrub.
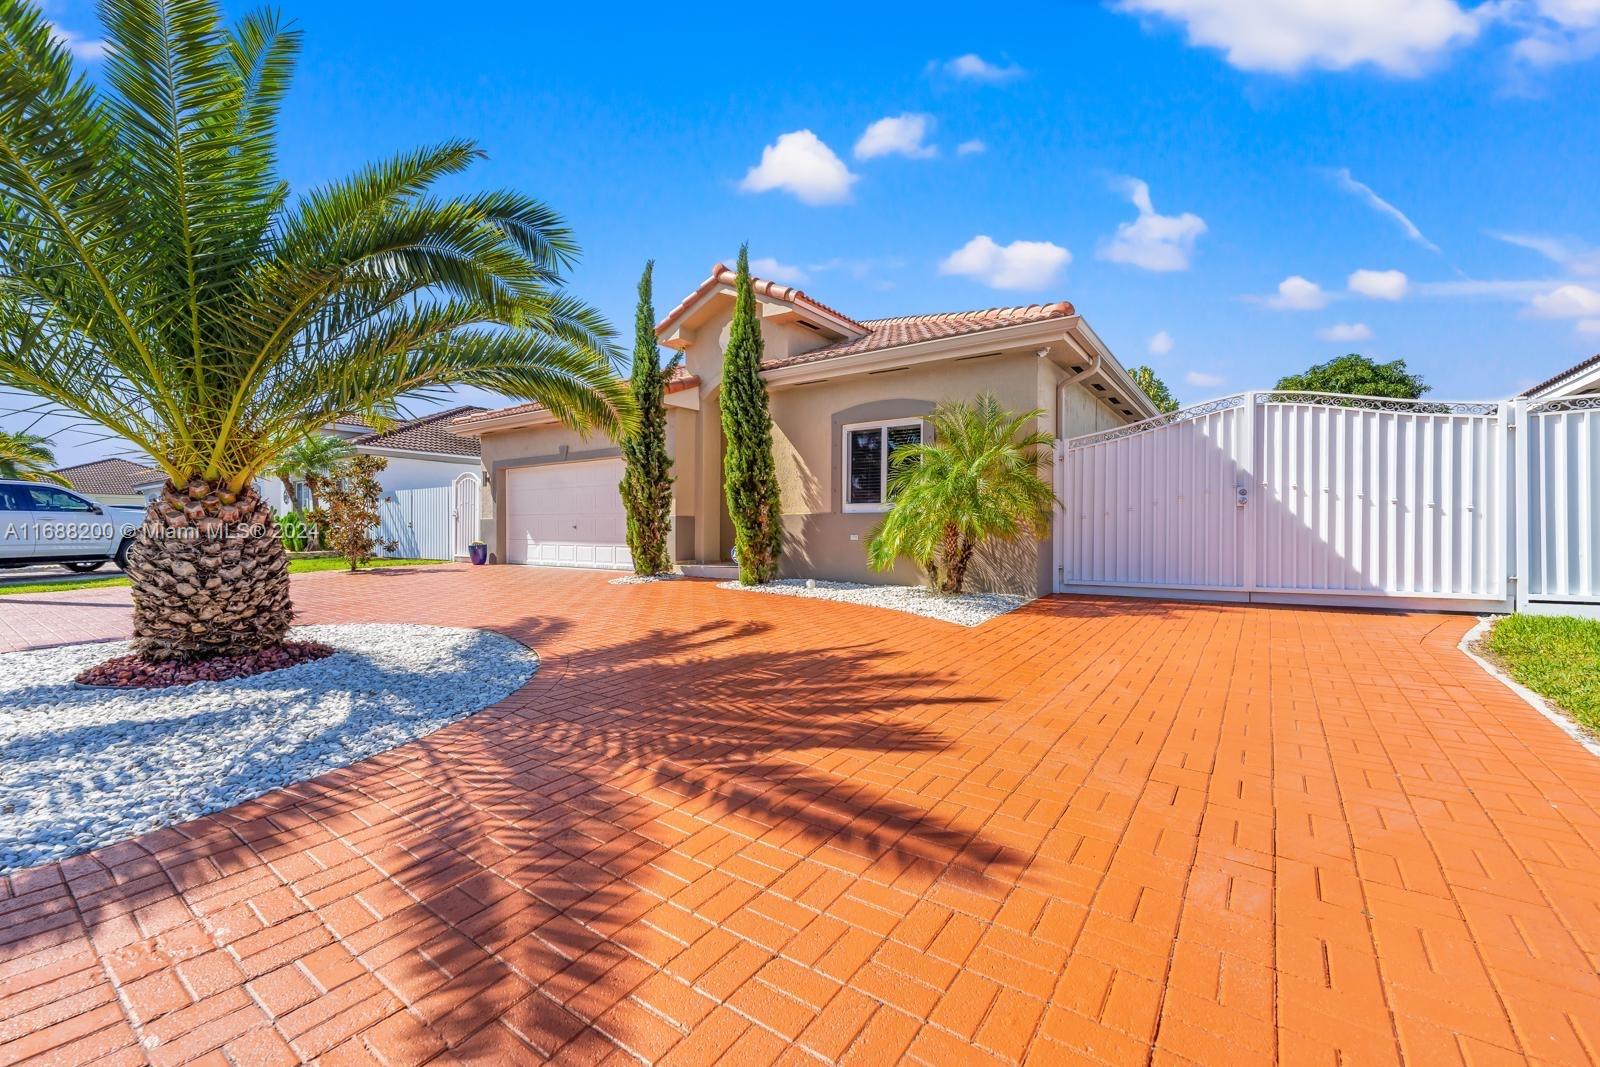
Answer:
[867,394,1055,595]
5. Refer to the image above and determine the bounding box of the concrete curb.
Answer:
[1459,616,1600,761]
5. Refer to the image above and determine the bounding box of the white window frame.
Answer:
[841,418,925,514]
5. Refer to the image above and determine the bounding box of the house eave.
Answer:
[355,444,481,463]
[760,316,1160,420]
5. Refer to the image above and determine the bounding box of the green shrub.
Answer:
[278,509,308,552]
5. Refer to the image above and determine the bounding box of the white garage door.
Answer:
[504,459,633,569]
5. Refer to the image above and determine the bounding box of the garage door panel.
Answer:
[504,459,633,570]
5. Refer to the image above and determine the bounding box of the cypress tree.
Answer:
[620,260,675,575]
[720,246,782,584]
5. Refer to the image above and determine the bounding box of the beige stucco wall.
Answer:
[765,349,1054,593]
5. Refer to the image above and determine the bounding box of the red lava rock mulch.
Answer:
[74,639,334,689]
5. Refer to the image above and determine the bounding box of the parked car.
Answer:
[0,479,144,572]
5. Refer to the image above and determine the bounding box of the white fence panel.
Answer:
[1525,398,1600,603]
[1057,392,1509,608]
[1253,397,1504,599]
[1058,396,1249,590]
[377,486,454,560]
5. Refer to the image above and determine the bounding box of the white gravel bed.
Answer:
[716,578,1026,627]
[608,572,683,585]
[0,624,537,875]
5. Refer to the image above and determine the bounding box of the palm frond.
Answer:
[0,0,627,492]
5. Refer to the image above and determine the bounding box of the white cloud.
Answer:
[938,53,1025,82]
[1504,0,1600,68]
[1148,330,1175,355]
[49,21,107,59]
[1265,275,1329,310]
[1348,268,1409,300]
[1529,283,1600,317]
[739,130,857,205]
[939,235,1071,290]
[1331,170,1442,254]
[956,139,988,156]
[1489,232,1600,277]
[1115,0,1478,75]
[1578,318,1600,335]
[1098,178,1207,272]
[1186,370,1226,388]
[855,114,937,160]
[1318,322,1375,341]
[748,257,808,284]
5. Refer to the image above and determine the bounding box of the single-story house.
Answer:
[453,264,1158,594]
[53,458,164,507]
[257,406,485,513]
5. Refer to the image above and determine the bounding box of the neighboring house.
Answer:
[260,406,484,513]
[53,458,163,508]
[453,263,1157,593]
[1523,353,1600,400]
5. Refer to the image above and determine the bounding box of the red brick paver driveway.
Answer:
[3,567,1599,1065]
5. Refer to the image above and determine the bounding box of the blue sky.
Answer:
[17,0,1600,464]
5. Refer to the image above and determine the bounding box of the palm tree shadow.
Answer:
[5,611,1022,1061]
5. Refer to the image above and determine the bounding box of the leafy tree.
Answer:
[720,246,782,584]
[619,261,675,575]
[1276,354,1429,399]
[1130,365,1179,413]
[0,429,68,484]
[0,0,631,661]
[867,394,1055,595]
[321,455,396,571]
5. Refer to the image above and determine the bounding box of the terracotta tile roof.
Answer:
[452,367,699,429]
[353,406,485,456]
[1523,352,1600,397]
[764,301,1077,371]
[656,263,867,338]
[52,457,163,496]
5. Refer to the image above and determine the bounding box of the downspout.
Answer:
[1053,349,1102,440]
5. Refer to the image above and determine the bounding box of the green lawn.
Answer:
[0,557,448,596]
[1485,614,1600,733]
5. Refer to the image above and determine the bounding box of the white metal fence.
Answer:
[377,486,455,560]
[1054,391,1591,613]
[1522,396,1600,607]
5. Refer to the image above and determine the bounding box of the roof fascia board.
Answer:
[355,445,480,463]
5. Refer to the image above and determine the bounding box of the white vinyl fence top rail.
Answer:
[1066,391,1503,450]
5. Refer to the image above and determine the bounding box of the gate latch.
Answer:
[1235,485,1250,508]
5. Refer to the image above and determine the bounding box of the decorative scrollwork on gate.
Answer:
[1528,395,1600,415]
[1255,392,1500,416]
[1066,393,1248,449]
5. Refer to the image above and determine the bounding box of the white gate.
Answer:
[377,486,454,560]
[1057,392,1510,610]
[452,472,480,559]
[1521,397,1600,607]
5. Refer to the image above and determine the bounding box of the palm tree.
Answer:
[0,0,632,661]
[866,394,1055,595]
[0,429,69,485]
[267,433,352,513]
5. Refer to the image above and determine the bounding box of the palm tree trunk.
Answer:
[124,481,292,661]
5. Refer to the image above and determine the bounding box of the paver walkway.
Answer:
[2,566,1598,1065]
